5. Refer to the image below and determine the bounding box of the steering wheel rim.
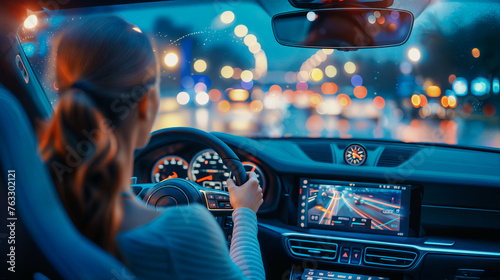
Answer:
[140,127,248,186]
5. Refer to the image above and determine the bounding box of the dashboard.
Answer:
[133,132,500,280]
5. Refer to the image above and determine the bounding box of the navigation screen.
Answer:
[298,178,411,236]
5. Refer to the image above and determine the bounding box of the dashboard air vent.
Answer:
[299,143,333,163]
[364,247,417,268]
[287,238,338,260]
[377,147,419,167]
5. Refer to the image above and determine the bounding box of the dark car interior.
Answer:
[1,0,499,280]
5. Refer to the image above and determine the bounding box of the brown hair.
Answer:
[39,16,157,254]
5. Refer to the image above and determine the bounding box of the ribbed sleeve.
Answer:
[117,204,265,280]
[230,207,265,280]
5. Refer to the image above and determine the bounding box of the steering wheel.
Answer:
[135,127,248,214]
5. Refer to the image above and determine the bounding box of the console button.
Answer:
[208,200,217,209]
[206,194,215,200]
[351,248,362,264]
[218,202,226,208]
[224,202,232,209]
[216,194,229,201]
[340,247,351,263]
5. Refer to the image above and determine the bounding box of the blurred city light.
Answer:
[336,94,352,109]
[307,11,317,22]
[195,92,209,105]
[234,25,248,37]
[411,94,421,107]
[310,68,324,82]
[218,100,231,113]
[493,78,500,94]
[176,92,190,105]
[241,70,253,82]
[322,49,334,55]
[471,48,480,58]
[353,86,367,99]
[419,94,428,107]
[193,59,207,73]
[229,89,249,101]
[368,15,376,24]
[325,65,337,78]
[441,96,449,108]
[24,15,38,29]
[244,34,257,46]
[164,53,179,67]
[250,100,263,112]
[220,11,235,24]
[351,75,363,87]
[249,43,261,54]
[194,82,207,93]
[208,89,221,102]
[448,95,457,108]
[427,85,441,97]
[373,96,385,109]
[448,74,456,84]
[471,77,490,96]
[321,83,338,95]
[344,62,356,74]
[452,77,468,96]
[221,66,234,78]
[408,47,421,62]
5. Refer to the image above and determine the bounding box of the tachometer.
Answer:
[242,161,266,192]
[151,156,189,183]
[344,143,367,166]
[189,149,231,191]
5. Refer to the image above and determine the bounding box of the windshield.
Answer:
[17,0,500,149]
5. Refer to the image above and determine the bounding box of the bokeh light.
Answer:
[344,62,356,74]
[321,83,338,95]
[351,75,363,87]
[220,11,235,24]
[309,93,323,108]
[452,77,468,96]
[195,92,209,105]
[322,49,334,55]
[24,15,38,29]
[234,25,248,37]
[310,68,324,82]
[306,115,324,133]
[419,94,428,107]
[353,86,367,99]
[269,85,282,96]
[176,92,190,105]
[472,48,480,58]
[448,95,457,108]
[132,27,142,33]
[411,94,421,108]
[408,47,421,62]
[164,53,179,67]
[250,100,263,112]
[427,85,441,97]
[241,70,253,82]
[229,89,249,102]
[307,11,317,22]
[493,78,500,94]
[448,74,456,84]
[441,96,449,108]
[336,94,352,109]
[208,89,221,102]
[193,59,207,73]
[244,34,257,46]
[221,66,234,78]
[325,65,337,78]
[218,100,231,113]
[471,77,490,96]
[373,96,385,109]
[483,104,496,117]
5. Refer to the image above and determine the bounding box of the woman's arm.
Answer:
[230,207,265,280]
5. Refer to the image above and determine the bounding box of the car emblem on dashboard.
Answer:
[344,143,367,166]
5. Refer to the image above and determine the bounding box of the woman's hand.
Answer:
[227,172,263,213]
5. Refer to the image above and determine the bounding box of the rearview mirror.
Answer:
[272,8,414,49]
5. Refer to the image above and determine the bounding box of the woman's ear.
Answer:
[137,93,149,120]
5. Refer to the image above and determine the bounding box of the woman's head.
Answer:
[39,15,158,254]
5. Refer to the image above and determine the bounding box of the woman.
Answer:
[39,16,265,280]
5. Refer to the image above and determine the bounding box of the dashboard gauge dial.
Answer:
[242,161,266,192]
[189,149,231,191]
[344,144,367,166]
[151,156,189,183]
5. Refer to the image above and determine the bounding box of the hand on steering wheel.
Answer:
[227,172,263,213]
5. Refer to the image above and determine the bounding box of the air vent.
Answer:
[364,247,417,268]
[299,143,333,163]
[287,238,338,260]
[377,147,419,167]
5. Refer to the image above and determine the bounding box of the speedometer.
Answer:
[189,149,231,191]
[151,156,189,183]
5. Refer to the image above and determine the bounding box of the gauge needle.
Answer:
[166,172,178,180]
[197,175,213,182]
[352,153,362,160]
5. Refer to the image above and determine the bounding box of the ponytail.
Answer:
[39,89,123,254]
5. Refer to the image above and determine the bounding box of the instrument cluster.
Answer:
[150,148,266,192]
